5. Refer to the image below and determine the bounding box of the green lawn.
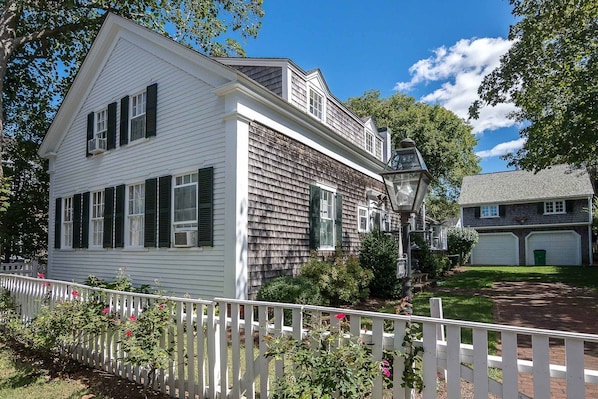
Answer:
[436,265,598,291]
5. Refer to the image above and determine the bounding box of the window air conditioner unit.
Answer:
[88,137,107,154]
[174,230,197,248]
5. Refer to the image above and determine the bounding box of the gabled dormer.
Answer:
[215,57,389,163]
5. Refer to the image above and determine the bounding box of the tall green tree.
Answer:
[0,0,264,201]
[346,90,480,220]
[0,1,263,257]
[470,0,598,171]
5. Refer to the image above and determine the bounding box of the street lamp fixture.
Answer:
[380,138,431,306]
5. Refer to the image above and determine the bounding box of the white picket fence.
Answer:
[0,261,40,277]
[1,273,598,399]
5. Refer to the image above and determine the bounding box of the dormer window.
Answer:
[130,90,147,142]
[309,88,323,121]
[365,129,374,154]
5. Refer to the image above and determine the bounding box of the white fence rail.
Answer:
[1,274,598,398]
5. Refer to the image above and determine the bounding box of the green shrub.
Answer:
[411,233,451,279]
[359,230,400,298]
[447,227,479,265]
[257,276,325,306]
[300,253,372,306]
[265,314,393,398]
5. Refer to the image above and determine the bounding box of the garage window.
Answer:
[544,200,565,214]
[481,205,499,218]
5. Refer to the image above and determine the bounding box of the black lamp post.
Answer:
[380,138,431,305]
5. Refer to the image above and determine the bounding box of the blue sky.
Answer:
[239,0,523,174]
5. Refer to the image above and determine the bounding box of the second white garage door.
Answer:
[470,233,519,265]
[525,231,581,266]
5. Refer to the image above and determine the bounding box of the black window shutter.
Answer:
[120,96,129,146]
[335,193,343,248]
[158,175,171,248]
[107,102,117,150]
[474,207,480,218]
[54,198,62,249]
[73,194,82,248]
[103,187,115,248]
[198,167,214,247]
[537,202,545,214]
[144,178,157,247]
[86,112,94,157]
[565,200,574,213]
[309,185,321,250]
[145,83,158,138]
[499,205,506,217]
[114,185,125,248]
[81,192,90,248]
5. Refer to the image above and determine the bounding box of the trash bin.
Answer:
[533,249,546,266]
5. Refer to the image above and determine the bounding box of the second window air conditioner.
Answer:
[173,230,197,248]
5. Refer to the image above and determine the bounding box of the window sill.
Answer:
[87,247,106,251]
[128,137,149,147]
[167,247,204,252]
[543,212,566,215]
[480,216,500,219]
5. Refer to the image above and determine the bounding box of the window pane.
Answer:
[320,219,334,247]
[174,185,197,223]
[127,184,144,246]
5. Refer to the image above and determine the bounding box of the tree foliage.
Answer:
[0,0,264,252]
[346,90,480,219]
[470,0,598,171]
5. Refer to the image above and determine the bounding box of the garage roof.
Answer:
[458,164,595,206]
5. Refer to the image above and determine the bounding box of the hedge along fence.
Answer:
[0,274,419,399]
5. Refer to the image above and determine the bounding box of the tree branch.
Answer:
[13,15,105,50]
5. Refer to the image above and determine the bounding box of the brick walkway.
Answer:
[492,281,598,399]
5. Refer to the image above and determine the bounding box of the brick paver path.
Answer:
[491,281,598,399]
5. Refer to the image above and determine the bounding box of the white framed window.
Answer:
[62,196,73,248]
[365,129,374,154]
[130,90,147,142]
[91,191,104,247]
[174,172,198,230]
[127,183,145,247]
[358,206,368,232]
[95,109,107,140]
[544,200,565,214]
[481,205,499,218]
[319,188,335,248]
[309,88,324,121]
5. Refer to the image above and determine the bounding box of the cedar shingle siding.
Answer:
[228,65,283,97]
[247,122,388,298]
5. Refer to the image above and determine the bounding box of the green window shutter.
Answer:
[144,178,157,247]
[198,167,214,247]
[158,175,172,248]
[537,202,544,214]
[309,185,321,250]
[81,192,90,248]
[499,205,506,217]
[86,112,94,157]
[145,83,157,138]
[335,193,343,248]
[120,96,129,146]
[107,102,117,150]
[54,198,61,249]
[114,185,125,248]
[103,187,115,248]
[73,194,82,248]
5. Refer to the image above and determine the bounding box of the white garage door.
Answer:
[525,231,581,266]
[471,233,518,265]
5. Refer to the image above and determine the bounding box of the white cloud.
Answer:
[476,138,526,158]
[395,37,516,134]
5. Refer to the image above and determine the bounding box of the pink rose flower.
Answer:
[335,313,346,320]
[382,368,391,378]
[125,330,132,337]
[102,307,110,314]
[129,315,137,322]
[71,290,80,297]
